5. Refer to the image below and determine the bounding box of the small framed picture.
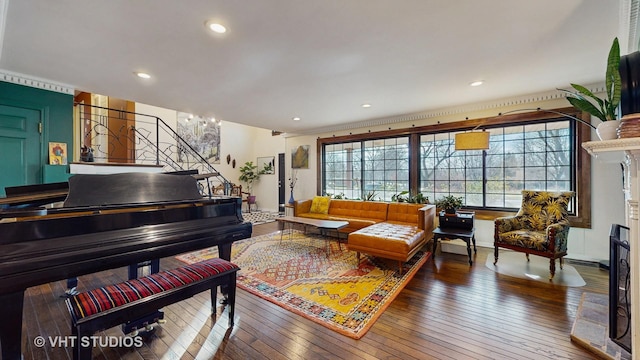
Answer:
[49,142,68,165]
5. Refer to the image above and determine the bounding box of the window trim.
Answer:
[317,107,591,228]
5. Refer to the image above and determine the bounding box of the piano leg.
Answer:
[0,291,24,360]
[218,243,232,304]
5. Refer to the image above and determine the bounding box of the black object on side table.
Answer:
[432,210,477,265]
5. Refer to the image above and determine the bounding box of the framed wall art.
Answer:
[291,145,309,169]
[257,156,275,174]
[176,113,221,164]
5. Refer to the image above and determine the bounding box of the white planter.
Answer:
[596,120,620,140]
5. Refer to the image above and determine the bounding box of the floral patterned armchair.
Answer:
[494,190,574,280]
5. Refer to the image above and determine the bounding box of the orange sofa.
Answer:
[293,198,389,233]
[294,199,435,270]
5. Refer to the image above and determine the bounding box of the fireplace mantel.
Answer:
[583,138,640,357]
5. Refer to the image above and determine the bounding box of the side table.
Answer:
[432,227,477,265]
[432,211,477,265]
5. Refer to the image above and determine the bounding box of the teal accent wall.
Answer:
[0,81,74,183]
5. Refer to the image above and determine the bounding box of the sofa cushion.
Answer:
[497,229,547,251]
[386,203,423,225]
[310,196,331,214]
[348,221,424,258]
[328,199,388,221]
[517,190,574,231]
[327,216,378,232]
[297,212,331,220]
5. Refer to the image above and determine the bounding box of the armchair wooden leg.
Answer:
[493,247,499,265]
[525,253,530,262]
[549,258,556,280]
[559,257,564,270]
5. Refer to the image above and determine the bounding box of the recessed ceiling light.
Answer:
[470,81,483,87]
[362,103,371,108]
[135,72,151,79]
[205,20,227,34]
[292,117,301,121]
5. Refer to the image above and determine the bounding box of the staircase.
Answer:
[74,103,232,195]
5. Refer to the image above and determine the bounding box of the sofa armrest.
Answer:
[293,199,312,216]
[419,204,436,239]
[546,220,571,253]
[494,215,526,234]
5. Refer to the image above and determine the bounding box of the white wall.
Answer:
[135,103,177,165]
[284,96,626,262]
[237,125,286,213]
[135,103,286,213]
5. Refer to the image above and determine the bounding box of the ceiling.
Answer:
[0,0,627,134]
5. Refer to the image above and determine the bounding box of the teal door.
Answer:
[0,105,41,196]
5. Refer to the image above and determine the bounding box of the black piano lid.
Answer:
[63,172,203,207]
[0,172,247,244]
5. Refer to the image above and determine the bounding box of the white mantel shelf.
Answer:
[583,137,640,358]
[583,137,640,152]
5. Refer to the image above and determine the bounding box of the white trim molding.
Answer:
[0,69,75,95]
[297,84,606,136]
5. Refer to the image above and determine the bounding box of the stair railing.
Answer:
[74,103,232,195]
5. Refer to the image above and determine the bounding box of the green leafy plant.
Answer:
[391,191,429,204]
[559,37,621,121]
[261,161,274,174]
[391,191,410,202]
[412,192,429,204]
[364,191,379,201]
[238,161,262,193]
[435,195,463,214]
[324,192,347,199]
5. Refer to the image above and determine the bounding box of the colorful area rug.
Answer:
[176,230,430,339]
[241,211,281,225]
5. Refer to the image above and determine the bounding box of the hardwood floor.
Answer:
[19,221,607,360]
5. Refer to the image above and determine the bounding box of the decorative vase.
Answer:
[288,190,295,204]
[596,120,621,140]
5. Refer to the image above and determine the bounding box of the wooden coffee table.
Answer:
[276,216,349,248]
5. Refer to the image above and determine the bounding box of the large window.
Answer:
[324,142,361,199]
[324,137,409,201]
[317,107,591,227]
[420,120,573,211]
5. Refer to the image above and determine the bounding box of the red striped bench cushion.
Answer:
[67,258,239,320]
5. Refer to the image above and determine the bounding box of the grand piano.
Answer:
[0,172,252,360]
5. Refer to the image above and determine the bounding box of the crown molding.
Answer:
[0,69,75,95]
[297,84,605,136]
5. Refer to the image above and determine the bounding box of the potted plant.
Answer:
[435,195,463,215]
[391,191,429,204]
[238,161,261,195]
[559,37,621,140]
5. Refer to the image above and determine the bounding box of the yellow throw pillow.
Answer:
[310,196,331,214]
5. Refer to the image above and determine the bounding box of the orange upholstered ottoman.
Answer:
[347,221,426,272]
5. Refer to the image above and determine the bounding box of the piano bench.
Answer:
[65,258,239,360]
